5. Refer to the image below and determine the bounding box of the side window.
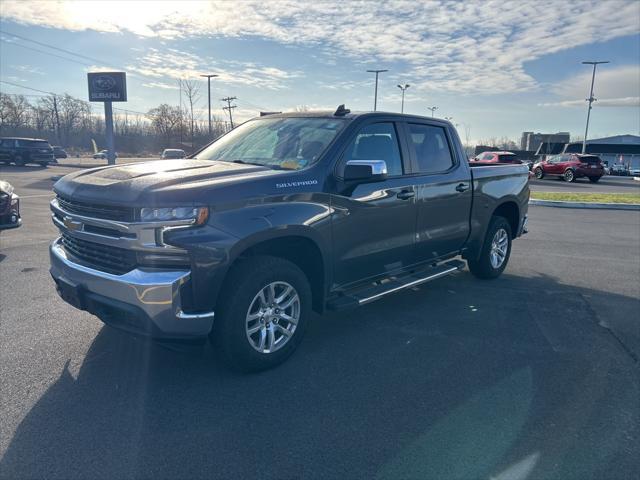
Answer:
[408,124,454,174]
[343,123,403,176]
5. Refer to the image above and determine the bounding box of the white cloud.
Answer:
[126,48,303,90]
[539,97,640,108]
[2,0,639,94]
[141,81,179,90]
[541,65,640,107]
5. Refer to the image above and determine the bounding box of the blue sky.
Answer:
[1,0,638,144]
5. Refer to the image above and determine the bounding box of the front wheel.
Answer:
[563,169,575,182]
[212,256,311,372]
[589,176,601,183]
[534,167,544,179]
[13,155,25,166]
[467,216,512,279]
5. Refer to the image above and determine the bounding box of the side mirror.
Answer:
[343,160,388,182]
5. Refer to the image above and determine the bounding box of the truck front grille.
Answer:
[61,232,137,275]
[57,195,134,222]
[0,193,9,212]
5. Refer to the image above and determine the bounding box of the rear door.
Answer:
[402,121,473,262]
[331,121,418,287]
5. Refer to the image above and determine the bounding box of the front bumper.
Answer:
[49,238,214,340]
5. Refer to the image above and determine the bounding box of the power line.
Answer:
[0,29,114,66]
[0,80,153,117]
[0,38,94,67]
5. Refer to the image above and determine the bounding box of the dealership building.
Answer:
[563,135,640,169]
[521,131,570,152]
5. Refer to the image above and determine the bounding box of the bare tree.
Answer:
[147,104,182,148]
[181,80,200,151]
[0,94,30,130]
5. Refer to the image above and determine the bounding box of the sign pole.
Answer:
[104,101,116,165]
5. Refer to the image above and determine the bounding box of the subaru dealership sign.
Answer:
[87,72,127,102]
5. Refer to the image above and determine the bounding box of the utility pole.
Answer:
[427,106,438,117]
[366,69,388,111]
[221,96,237,129]
[200,74,218,136]
[178,78,183,144]
[397,84,410,113]
[52,94,61,145]
[581,61,609,154]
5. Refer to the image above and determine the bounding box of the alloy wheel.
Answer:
[490,228,509,269]
[245,281,300,354]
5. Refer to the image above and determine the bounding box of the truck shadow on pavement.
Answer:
[1,272,638,480]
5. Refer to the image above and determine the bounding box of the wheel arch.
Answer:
[226,229,328,313]
[492,201,520,236]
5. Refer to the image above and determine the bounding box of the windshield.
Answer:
[194,117,345,170]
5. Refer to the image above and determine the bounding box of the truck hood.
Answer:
[54,159,284,205]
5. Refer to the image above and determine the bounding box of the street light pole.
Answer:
[427,106,438,117]
[200,74,218,136]
[581,61,609,154]
[366,69,388,111]
[397,84,410,113]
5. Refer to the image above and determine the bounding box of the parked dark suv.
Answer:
[0,137,55,166]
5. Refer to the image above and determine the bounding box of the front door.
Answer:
[331,121,417,288]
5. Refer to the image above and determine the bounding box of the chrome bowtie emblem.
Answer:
[63,216,82,231]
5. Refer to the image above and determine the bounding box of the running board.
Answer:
[327,259,465,310]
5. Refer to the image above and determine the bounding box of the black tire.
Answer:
[467,216,512,280]
[212,256,311,372]
[534,167,544,179]
[563,169,575,182]
[13,155,25,166]
[589,176,601,183]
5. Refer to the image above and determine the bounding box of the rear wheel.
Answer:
[13,155,25,166]
[212,256,311,372]
[468,216,512,279]
[563,169,575,182]
[589,176,601,183]
[534,167,544,179]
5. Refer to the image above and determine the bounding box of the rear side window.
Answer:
[408,124,454,174]
[16,140,50,148]
[343,123,403,176]
[498,154,518,163]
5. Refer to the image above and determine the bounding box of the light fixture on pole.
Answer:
[397,84,410,113]
[366,69,388,111]
[427,106,438,117]
[200,73,219,136]
[581,61,609,154]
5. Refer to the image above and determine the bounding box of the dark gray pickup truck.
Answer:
[50,108,529,371]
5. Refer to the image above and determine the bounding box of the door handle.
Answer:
[455,183,470,193]
[396,189,415,200]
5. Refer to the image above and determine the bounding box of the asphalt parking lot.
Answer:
[1,163,639,479]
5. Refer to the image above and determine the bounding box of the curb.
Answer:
[529,199,640,211]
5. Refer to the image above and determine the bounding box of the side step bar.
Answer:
[327,259,465,310]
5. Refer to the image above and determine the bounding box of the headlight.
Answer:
[10,194,19,206]
[140,206,208,225]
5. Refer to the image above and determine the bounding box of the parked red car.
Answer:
[0,180,21,232]
[533,154,604,183]
[472,151,522,164]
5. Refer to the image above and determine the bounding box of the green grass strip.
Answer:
[531,191,640,204]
